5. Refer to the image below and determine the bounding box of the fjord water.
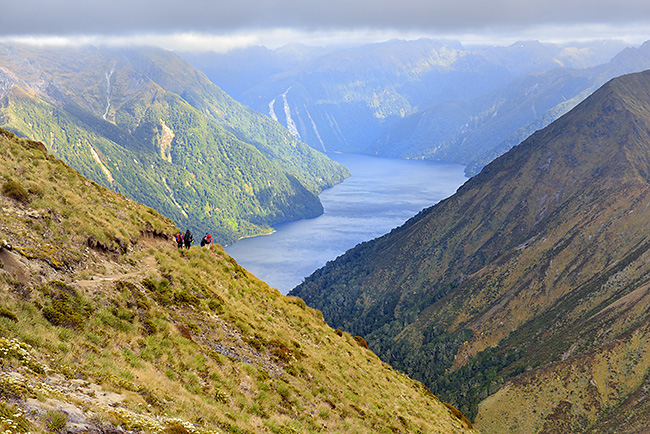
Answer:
[225,153,467,294]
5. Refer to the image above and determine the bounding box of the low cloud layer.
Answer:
[2,0,650,49]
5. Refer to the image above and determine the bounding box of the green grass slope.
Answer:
[0,128,473,434]
[291,70,650,431]
[0,43,349,245]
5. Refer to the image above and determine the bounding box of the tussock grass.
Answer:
[0,128,474,433]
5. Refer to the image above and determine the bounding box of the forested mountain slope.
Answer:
[0,128,474,433]
[0,43,349,245]
[292,70,650,433]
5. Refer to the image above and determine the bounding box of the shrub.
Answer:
[42,297,86,329]
[0,337,48,374]
[142,278,172,306]
[207,297,224,314]
[112,306,135,322]
[2,178,30,203]
[286,296,306,310]
[176,324,193,341]
[44,409,67,433]
[214,387,228,404]
[40,281,93,329]
[0,306,18,322]
[268,340,293,362]
[173,290,200,307]
[27,183,44,198]
[245,335,266,352]
[353,336,368,349]
[141,315,158,335]
[0,371,31,398]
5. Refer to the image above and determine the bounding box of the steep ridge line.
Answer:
[291,70,650,431]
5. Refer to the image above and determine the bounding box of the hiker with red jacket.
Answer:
[175,231,184,249]
[200,233,212,247]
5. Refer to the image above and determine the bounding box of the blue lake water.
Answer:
[225,153,467,294]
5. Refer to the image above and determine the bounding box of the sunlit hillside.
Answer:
[0,128,474,433]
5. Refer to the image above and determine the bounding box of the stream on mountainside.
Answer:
[225,153,468,294]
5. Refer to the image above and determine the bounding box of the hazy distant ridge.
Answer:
[185,39,650,175]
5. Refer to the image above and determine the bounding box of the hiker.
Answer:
[200,233,212,247]
[174,231,184,249]
[184,229,193,249]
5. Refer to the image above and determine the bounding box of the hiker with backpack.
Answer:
[184,229,193,249]
[200,233,212,247]
[175,231,184,249]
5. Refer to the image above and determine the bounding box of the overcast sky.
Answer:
[2,0,650,51]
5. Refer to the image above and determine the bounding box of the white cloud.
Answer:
[1,0,650,52]
[2,24,649,54]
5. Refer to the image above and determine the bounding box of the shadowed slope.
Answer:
[291,70,650,431]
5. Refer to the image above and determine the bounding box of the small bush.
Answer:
[176,324,193,341]
[207,297,224,314]
[353,336,368,349]
[2,178,30,203]
[0,338,48,374]
[44,409,67,433]
[173,290,200,307]
[286,296,306,310]
[0,373,31,399]
[42,298,86,329]
[40,281,93,329]
[142,278,172,306]
[268,340,293,362]
[214,387,228,404]
[141,315,158,335]
[245,335,266,352]
[112,306,135,322]
[27,183,44,198]
[0,306,18,322]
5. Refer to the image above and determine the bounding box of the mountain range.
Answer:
[0,43,349,245]
[6,37,650,433]
[184,39,650,176]
[291,69,650,433]
[0,127,475,433]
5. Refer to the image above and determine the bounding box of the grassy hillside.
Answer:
[0,43,349,245]
[291,70,650,432]
[0,128,474,433]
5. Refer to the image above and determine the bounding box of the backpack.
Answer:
[175,232,183,243]
[206,234,212,243]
